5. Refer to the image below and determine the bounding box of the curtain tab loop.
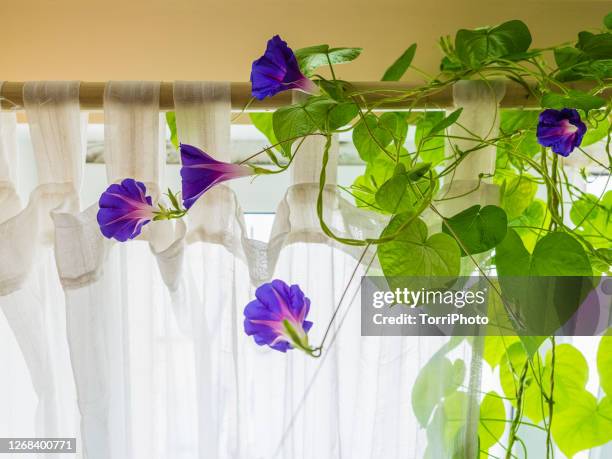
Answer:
[23,81,85,188]
[437,79,506,214]
[289,92,339,186]
[103,81,162,194]
[173,81,231,162]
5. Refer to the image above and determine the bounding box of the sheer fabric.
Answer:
[0,81,82,457]
[0,80,607,459]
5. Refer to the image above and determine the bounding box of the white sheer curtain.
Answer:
[0,80,607,459]
[0,79,502,459]
[53,81,192,459]
[0,82,81,458]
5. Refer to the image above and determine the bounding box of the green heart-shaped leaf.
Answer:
[272,102,318,157]
[375,175,431,214]
[497,173,538,220]
[598,329,612,396]
[352,114,394,162]
[570,191,612,249]
[552,392,612,458]
[455,20,532,69]
[479,391,506,452]
[508,199,549,252]
[530,232,593,276]
[378,214,461,278]
[576,31,612,60]
[250,112,280,155]
[412,356,465,427]
[442,205,508,256]
[496,229,592,277]
[295,45,362,77]
[495,230,593,338]
[483,335,520,368]
[543,344,589,412]
[542,90,606,112]
[273,96,358,156]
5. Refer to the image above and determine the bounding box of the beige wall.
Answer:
[2,0,610,83]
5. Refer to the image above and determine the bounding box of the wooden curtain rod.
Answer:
[0,81,604,111]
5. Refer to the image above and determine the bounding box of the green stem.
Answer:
[546,337,556,458]
[506,361,529,459]
[325,53,337,80]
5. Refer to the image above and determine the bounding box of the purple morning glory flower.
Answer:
[180,143,252,209]
[97,178,155,242]
[536,108,587,157]
[250,35,318,100]
[243,279,313,353]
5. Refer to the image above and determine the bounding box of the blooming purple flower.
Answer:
[244,279,313,353]
[536,108,587,157]
[250,35,318,100]
[180,143,252,209]
[97,178,154,242]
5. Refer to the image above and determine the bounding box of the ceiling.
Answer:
[2,1,610,83]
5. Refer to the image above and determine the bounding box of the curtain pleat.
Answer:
[0,81,82,457]
[0,85,20,219]
[54,81,195,459]
[439,79,506,457]
[103,82,163,190]
[437,80,505,217]
[0,87,31,442]
[168,82,396,458]
[172,81,243,458]
[0,82,83,293]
